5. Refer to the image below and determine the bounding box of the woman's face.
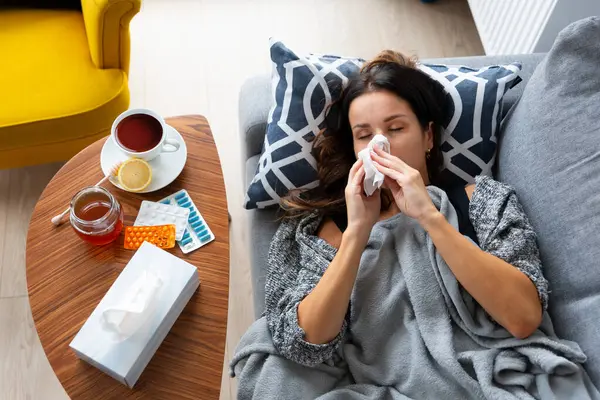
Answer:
[348,90,433,182]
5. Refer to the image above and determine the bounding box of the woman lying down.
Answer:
[230,51,600,399]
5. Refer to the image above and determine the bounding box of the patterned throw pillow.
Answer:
[419,63,521,187]
[244,40,521,209]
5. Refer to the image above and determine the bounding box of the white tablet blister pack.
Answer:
[159,189,215,254]
[134,201,190,241]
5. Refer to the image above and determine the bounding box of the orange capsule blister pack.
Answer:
[124,224,176,250]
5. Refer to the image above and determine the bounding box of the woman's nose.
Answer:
[374,129,388,139]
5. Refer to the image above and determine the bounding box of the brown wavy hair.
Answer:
[281,50,449,219]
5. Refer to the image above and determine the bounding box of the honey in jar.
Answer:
[70,186,124,245]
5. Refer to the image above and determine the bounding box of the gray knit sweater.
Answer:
[264,176,549,367]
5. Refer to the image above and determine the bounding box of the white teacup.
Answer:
[111,108,181,161]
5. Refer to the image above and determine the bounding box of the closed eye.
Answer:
[389,127,403,132]
[358,133,373,140]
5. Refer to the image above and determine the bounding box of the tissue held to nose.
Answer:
[357,134,390,196]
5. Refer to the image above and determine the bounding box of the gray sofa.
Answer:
[240,53,546,318]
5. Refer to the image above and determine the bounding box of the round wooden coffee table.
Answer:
[25,115,229,399]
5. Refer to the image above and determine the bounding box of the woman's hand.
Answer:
[345,158,381,235]
[371,146,438,223]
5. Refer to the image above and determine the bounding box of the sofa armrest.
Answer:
[81,0,141,73]
[239,74,272,161]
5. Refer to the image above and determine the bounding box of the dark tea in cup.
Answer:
[115,113,163,153]
[111,108,181,161]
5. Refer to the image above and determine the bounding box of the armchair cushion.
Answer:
[0,9,129,168]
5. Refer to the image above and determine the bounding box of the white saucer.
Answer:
[100,125,188,193]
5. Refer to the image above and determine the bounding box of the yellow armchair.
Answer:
[0,0,141,169]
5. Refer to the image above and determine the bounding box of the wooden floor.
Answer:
[0,0,483,398]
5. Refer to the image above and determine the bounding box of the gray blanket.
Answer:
[231,187,599,399]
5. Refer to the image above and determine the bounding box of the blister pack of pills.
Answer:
[134,201,190,240]
[159,190,215,254]
[124,225,176,250]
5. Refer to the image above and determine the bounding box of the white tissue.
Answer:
[100,270,163,342]
[357,134,391,196]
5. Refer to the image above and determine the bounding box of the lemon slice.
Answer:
[117,158,152,192]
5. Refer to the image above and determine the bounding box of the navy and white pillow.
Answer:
[419,63,521,188]
[244,40,521,209]
[244,40,363,209]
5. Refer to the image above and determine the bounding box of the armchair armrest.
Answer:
[81,0,141,73]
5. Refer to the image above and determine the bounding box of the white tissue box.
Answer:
[69,242,200,388]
